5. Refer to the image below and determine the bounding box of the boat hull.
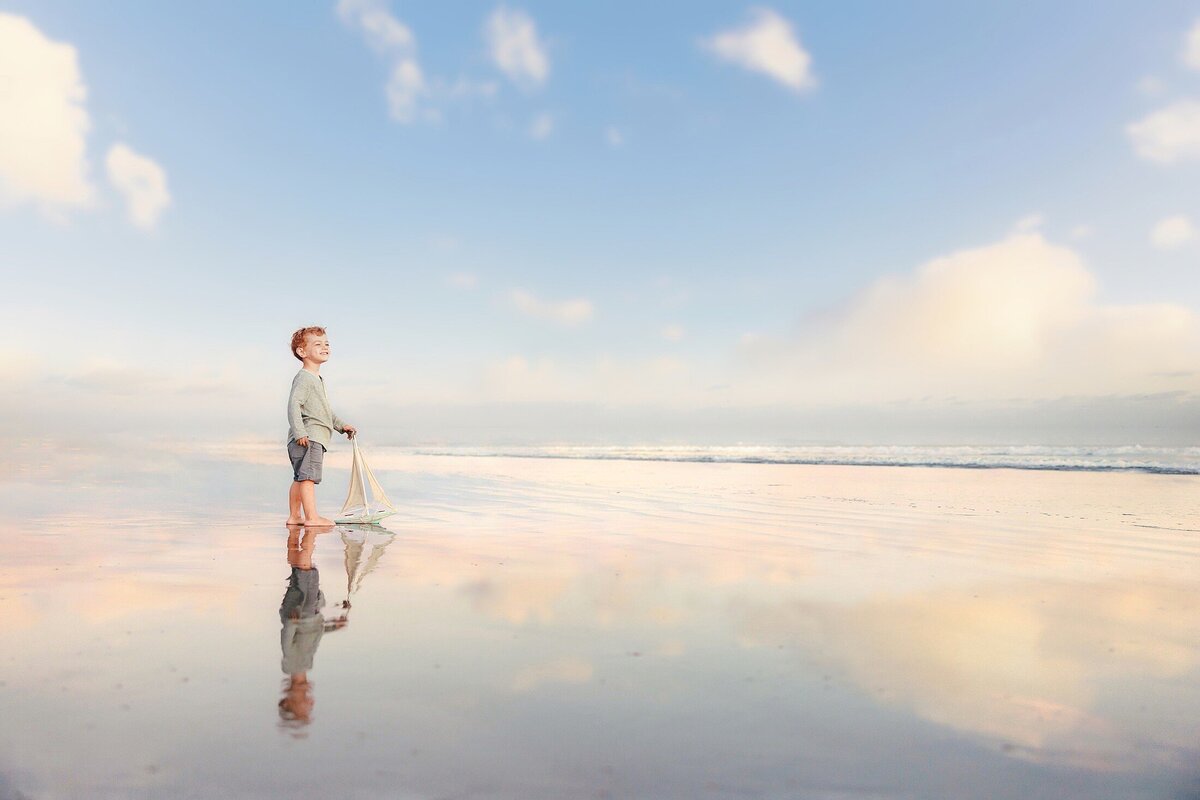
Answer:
[335,509,397,525]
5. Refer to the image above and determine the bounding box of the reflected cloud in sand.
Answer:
[733,577,1200,771]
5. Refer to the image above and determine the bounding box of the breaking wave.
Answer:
[409,444,1200,475]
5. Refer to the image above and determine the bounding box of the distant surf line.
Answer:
[408,448,1200,476]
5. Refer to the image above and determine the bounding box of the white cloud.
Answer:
[662,324,685,342]
[1185,18,1200,71]
[605,125,625,147]
[702,8,816,93]
[1150,214,1196,250]
[0,13,93,214]
[336,0,414,51]
[486,6,550,88]
[386,58,428,123]
[337,0,431,123]
[1127,100,1200,164]
[738,233,1200,402]
[509,289,593,326]
[529,111,555,140]
[339,1,501,123]
[1068,224,1093,241]
[105,143,170,230]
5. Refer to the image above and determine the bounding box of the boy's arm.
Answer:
[332,412,357,438]
[287,379,309,441]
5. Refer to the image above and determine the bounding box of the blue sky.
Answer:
[3,1,1200,443]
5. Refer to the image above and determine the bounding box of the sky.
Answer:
[3,1,1200,445]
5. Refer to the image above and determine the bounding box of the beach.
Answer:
[2,444,1198,799]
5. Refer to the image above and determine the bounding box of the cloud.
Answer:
[336,0,413,51]
[1126,100,1200,163]
[605,125,625,147]
[0,13,93,215]
[738,232,1200,402]
[337,0,430,123]
[702,8,816,93]
[486,6,550,88]
[385,58,428,123]
[0,15,169,229]
[339,1,503,123]
[509,289,593,325]
[528,111,554,140]
[1185,18,1200,71]
[1150,214,1196,250]
[105,143,170,229]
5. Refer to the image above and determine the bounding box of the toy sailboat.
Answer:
[335,439,398,525]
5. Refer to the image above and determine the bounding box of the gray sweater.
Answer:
[287,369,348,448]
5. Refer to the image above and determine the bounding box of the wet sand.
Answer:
[1,447,1198,798]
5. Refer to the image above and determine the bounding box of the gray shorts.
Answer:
[288,440,326,483]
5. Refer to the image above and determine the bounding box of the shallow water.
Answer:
[2,445,1198,798]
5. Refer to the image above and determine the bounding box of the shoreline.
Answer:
[405,448,1200,475]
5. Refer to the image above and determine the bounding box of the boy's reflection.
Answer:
[278,528,348,732]
[277,526,395,732]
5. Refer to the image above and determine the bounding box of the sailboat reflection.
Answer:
[277,526,395,733]
[340,525,396,602]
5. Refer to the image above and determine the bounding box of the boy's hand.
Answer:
[297,437,309,447]
[343,425,357,439]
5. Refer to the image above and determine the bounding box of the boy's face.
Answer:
[297,334,330,364]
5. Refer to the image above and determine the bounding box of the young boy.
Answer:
[286,326,356,526]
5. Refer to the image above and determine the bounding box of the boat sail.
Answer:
[335,439,398,524]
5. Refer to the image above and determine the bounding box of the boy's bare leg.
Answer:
[287,481,304,525]
[298,480,335,526]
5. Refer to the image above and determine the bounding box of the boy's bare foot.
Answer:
[304,516,336,527]
[285,517,304,526]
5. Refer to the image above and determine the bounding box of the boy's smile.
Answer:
[300,336,331,364]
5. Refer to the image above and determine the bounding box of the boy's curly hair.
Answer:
[290,326,326,361]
